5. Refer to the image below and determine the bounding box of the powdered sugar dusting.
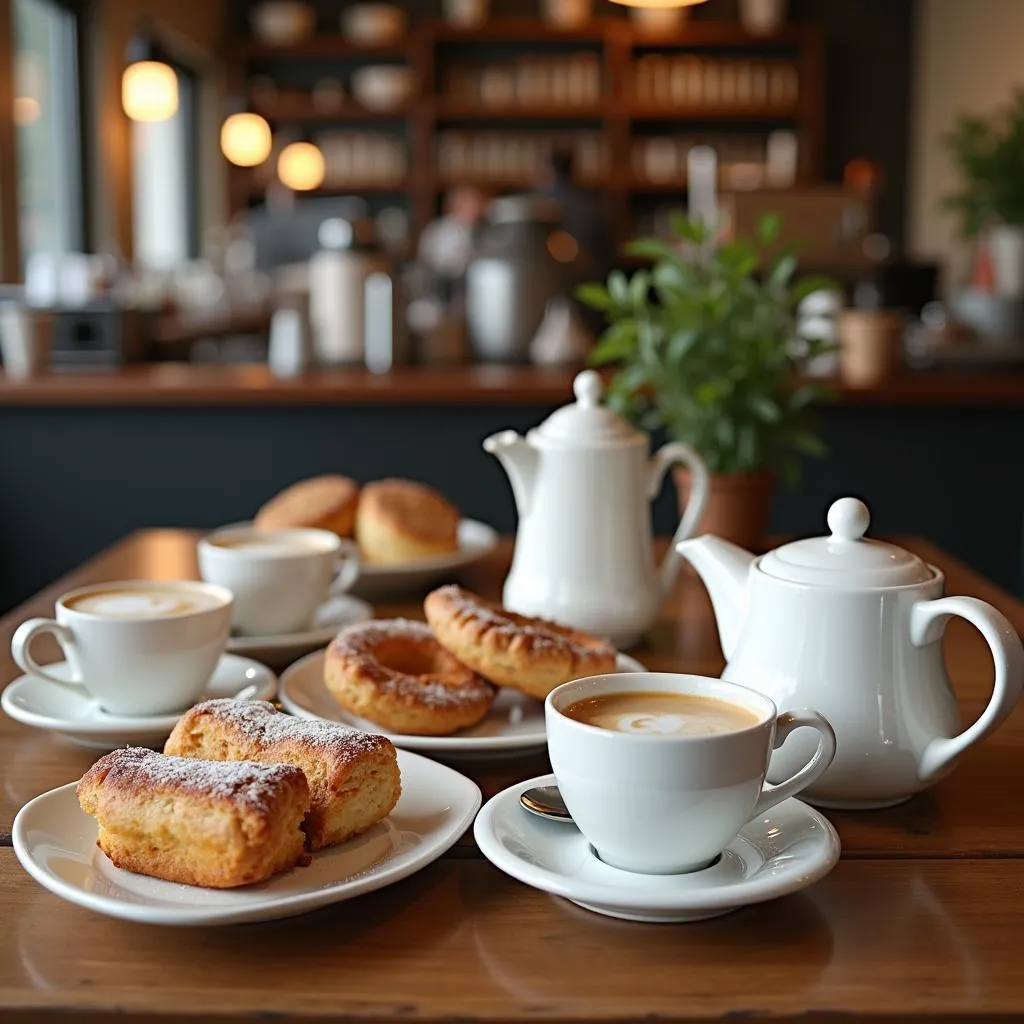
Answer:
[188,699,391,757]
[81,746,302,813]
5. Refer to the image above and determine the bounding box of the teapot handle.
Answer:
[910,596,1024,781]
[649,442,710,595]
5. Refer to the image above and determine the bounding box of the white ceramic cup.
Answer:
[545,672,837,875]
[10,580,233,717]
[197,526,360,637]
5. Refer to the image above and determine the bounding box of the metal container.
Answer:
[465,196,580,364]
[308,215,405,368]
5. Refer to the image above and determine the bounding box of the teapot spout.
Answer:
[483,430,538,518]
[674,536,755,661]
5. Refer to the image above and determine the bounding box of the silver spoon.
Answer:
[520,785,574,822]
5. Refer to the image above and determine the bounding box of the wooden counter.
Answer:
[2,532,1024,1022]
[1,364,1024,407]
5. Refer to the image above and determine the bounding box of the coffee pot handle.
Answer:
[910,596,1024,781]
[649,442,710,596]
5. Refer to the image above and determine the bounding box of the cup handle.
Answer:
[649,441,710,595]
[11,618,90,697]
[910,596,1024,781]
[752,710,837,817]
[329,539,362,596]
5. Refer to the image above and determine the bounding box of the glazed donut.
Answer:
[355,479,459,564]
[424,585,618,701]
[324,619,495,735]
[255,475,360,538]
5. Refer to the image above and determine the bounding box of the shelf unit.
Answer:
[227,17,824,249]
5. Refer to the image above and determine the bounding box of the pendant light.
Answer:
[122,25,178,122]
[277,132,325,192]
[220,97,272,167]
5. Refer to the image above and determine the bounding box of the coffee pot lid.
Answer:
[532,370,644,447]
[759,497,934,588]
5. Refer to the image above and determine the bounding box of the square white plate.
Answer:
[13,749,480,926]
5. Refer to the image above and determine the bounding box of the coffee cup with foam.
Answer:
[546,671,836,875]
[197,526,360,637]
[10,580,233,716]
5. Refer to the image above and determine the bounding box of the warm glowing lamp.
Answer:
[221,111,273,167]
[122,29,178,122]
[278,139,325,191]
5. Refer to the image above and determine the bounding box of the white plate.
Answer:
[226,594,373,667]
[474,774,841,923]
[351,519,500,598]
[278,648,647,756]
[13,749,480,926]
[1,654,276,751]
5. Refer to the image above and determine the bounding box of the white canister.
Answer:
[987,224,1024,299]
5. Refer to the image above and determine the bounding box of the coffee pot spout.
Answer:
[674,535,755,661]
[483,430,538,518]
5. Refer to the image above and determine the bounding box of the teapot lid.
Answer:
[532,370,645,447]
[759,497,934,588]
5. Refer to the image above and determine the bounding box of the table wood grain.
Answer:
[1,531,1023,1022]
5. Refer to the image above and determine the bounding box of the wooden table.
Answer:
[1,532,1023,1023]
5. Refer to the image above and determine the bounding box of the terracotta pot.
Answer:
[674,467,774,553]
[838,309,905,387]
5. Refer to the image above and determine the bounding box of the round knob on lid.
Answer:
[827,497,870,542]
[573,369,603,408]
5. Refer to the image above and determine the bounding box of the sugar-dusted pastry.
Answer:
[324,619,495,735]
[424,585,618,700]
[254,474,360,538]
[77,746,310,888]
[165,699,401,850]
[355,479,460,564]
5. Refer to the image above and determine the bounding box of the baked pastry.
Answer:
[355,479,459,564]
[165,699,401,851]
[254,475,360,538]
[424,585,618,701]
[324,619,495,735]
[77,746,309,888]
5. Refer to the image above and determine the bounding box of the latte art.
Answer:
[66,588,222,619]
[563,691,761,736]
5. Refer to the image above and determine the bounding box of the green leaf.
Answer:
[668,329,698,361]
[758,212,782,243]
[789,275,840,307]
[749,394,781,422]
[628,271,651,308]
[788,384,822,410]
[769,253,798,289]
[790,431,828,457]
[669,211,707,245]
[587,323,636,366]
[575,282,612,311]
[608,270,629,304]
[624,238,683,263]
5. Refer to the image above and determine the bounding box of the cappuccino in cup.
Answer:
[198,526,360,637]
[547,672,836,875]
[11,580,233,717]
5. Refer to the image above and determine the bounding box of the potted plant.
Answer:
[943,88,1024,298]
[577,212,835,550]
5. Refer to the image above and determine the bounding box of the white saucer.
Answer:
[1,654,277,751]
[226,594,373,666]
[278,649,646,756]
[474,774,841,923]
[13,749,480,926]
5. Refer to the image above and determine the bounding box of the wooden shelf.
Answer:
[251,95,412,122]
[628,103,799,120]
[430,18,609,43]
[431,99,607,121]
[241,34,408,60]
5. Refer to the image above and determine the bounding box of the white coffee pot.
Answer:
[676,496,1024,808]
[485,370,709,648]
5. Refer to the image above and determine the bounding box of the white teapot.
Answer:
[485,370,709,648]
[676,496,1024,808]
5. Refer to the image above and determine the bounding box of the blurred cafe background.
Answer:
[0,0,1022,613]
